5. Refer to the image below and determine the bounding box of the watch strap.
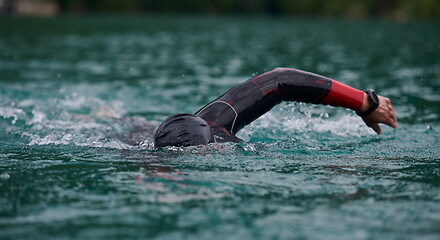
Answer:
[356,90,379,117]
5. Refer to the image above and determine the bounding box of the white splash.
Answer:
[238,105,373,141]
[0,106,26,124]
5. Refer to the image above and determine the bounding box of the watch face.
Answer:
[371,91,379,104]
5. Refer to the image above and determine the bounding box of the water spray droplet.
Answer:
[0,173,10,180]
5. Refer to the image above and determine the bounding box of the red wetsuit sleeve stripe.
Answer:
[322,80,364,112]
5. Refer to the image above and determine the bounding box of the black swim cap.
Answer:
[154,113,214,148]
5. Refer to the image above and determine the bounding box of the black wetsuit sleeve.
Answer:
[195,68,333,135]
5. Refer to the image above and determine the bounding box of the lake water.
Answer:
[0,15,439,239]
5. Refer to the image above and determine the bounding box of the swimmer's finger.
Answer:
[371,123,382,135]
[387,105,398,128]
[387,99,398,126]
[390,115,398,128]
[383,117,397,129]
[390,106,398,125]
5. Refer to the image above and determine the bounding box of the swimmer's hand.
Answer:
[360,95,398,134]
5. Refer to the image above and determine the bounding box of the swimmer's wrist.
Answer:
[356,90,380,117]
[359,92,370,113]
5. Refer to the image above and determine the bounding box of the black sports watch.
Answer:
[356,89,380,117]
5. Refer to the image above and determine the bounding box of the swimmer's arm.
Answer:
[197,68,397,135]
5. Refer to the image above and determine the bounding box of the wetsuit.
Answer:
[195,68,365,143]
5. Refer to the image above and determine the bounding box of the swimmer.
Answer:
[154,68,397,147]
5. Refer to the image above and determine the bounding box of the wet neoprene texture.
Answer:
[195,68,364,142]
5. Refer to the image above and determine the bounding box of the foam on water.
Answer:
[0,106,26,124]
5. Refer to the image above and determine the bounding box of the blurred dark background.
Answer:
[1,0,440,20]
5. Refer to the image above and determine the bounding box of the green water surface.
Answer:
[0,15,439,239]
